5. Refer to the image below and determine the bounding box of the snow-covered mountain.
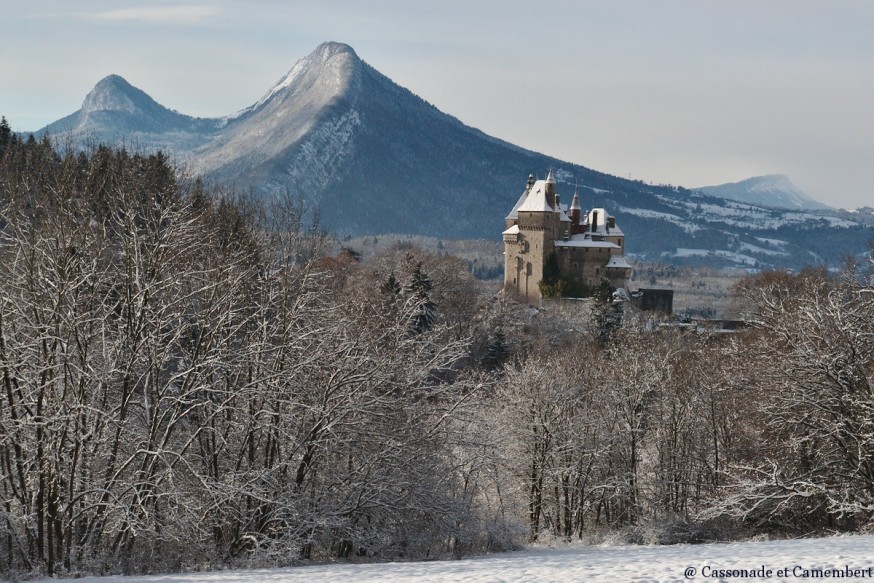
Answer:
[696,174,830,211]
[40,74,218,151]
[35,42,872,269]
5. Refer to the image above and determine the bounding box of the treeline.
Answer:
[496,265,874,545]
[0,132,509,577]
[1,129,873,578]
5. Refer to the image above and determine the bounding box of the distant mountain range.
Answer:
[696,175,830,211]
[33,42,873,269]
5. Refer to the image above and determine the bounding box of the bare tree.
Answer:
[705,266,874,532]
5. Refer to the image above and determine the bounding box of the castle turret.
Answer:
[545,169,556,208]
[570,189,582,233]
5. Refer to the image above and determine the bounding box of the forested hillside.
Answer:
[1,130,873,579]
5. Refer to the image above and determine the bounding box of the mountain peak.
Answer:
[81,74,151,115]
[313,41,358,60]
[697,174,830,211]
[94,74,130,89]
[740,174,791,186]
[245,41,362,114]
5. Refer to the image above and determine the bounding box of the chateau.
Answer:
[503,171,632,302]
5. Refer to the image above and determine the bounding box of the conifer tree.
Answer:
[482,327,509,370]
[538,252,566,298]
[381,271,401,296]
[0,116,11,157]
[405,262,437,333]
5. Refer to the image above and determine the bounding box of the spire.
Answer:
[570,188,581,210]
[544,168,556,208]
[570,187,582,232]
[546,168,556,185]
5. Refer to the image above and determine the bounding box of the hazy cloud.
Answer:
[90,5,220,24]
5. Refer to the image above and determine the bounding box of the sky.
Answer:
[2,1,873,209]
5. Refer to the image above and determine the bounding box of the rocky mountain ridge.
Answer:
[34,42,872,269]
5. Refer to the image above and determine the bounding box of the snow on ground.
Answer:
[739,242,789,257]
[651,195,860,231]
[755,237,789,247]
[668,248,759,266]
[674,248,710,257]
[41,535,874,583]
[618,207,701,233]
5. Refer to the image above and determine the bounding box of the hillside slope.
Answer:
[36,42,872,268]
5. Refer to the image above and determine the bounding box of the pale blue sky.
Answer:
[2,1,873,209]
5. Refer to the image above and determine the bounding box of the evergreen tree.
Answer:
[538,252,566,298]
[0,116,11,157]
[382,271,401,296]
[594,295,623,347]
[405,262,437,333]
[482,327,509,370]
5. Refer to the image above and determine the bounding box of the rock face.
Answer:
[36,42,871,268]
[696,175,831,211]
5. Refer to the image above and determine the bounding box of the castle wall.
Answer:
[506,210,555,302]
[556,247,614,289]
[606,268,633,290]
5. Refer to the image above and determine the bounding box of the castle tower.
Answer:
[503,177,558,302]
[570,189,582,233]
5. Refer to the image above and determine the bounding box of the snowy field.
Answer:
[41,535,874,583]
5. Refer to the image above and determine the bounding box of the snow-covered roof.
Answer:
[554,234,620,249]
[586,207,608,232]
[505,188,530,220]
[502,224,520,235]
[546,169,556,184]
[605,255,633,269]
[570,191,581,210]
[517,182,553,212]
[582,207,624,236]
[554,240,620,249]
